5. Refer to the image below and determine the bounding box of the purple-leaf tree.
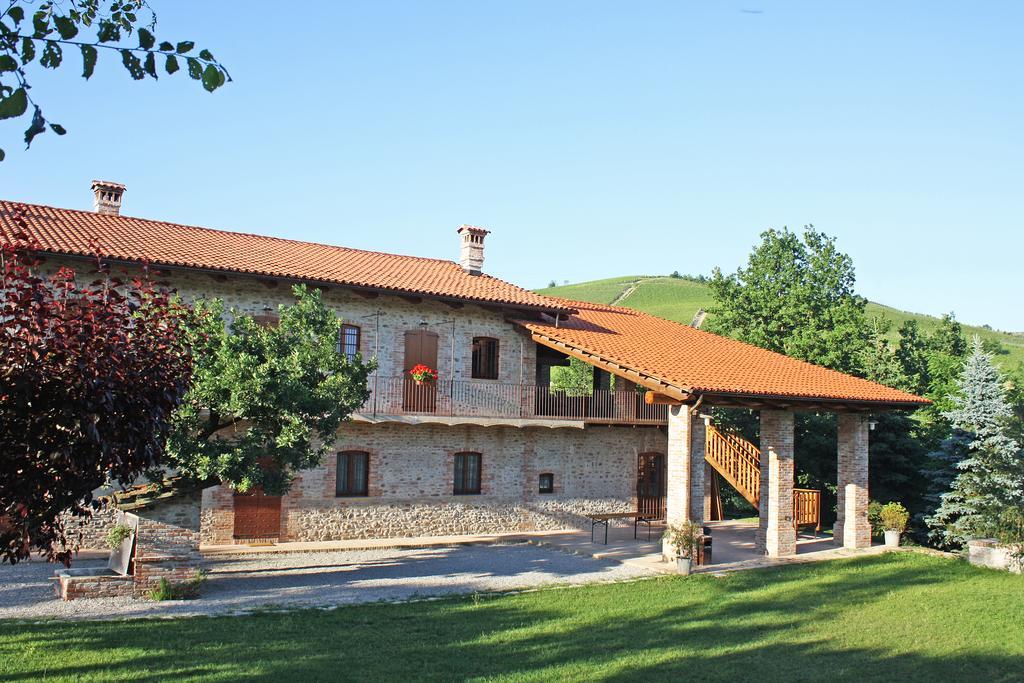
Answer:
[0,204,193,564]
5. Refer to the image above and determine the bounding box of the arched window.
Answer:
[336,451,369,497]
[453,452,482,495]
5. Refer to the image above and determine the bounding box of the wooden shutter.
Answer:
[404,329,439,371]
[403,329,439,412]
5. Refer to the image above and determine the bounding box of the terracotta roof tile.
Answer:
[520,299,928,407]
[0,201,570,313]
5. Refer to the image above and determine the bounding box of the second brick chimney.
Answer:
[457,224,489,275]
[91,180,126,216]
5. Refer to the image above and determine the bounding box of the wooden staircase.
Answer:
[704,424,821,531]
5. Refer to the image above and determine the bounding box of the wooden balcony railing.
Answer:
[359,376,668,425]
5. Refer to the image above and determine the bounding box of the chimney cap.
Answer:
[91,179,126,191]
[456,224,490,236]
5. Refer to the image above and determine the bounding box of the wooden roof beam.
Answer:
[531,333,691,402]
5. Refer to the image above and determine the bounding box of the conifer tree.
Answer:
[926,337,1024,547]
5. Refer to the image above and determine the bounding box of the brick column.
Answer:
[755,409,796,558]
[662,405,705,559]
[835,413,871,549]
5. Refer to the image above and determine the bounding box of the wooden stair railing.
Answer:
[704,424,822,532]
[705,424,760,508]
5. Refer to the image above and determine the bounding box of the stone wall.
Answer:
[968,539,1022,574]
[43,256,538,394]
[62,507,119,551]
[132,508,203,594]
[202,421,666,544]
[56,495,203,600]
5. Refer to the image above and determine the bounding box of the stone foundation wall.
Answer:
[202,421,666,545]
[290,497,635,541]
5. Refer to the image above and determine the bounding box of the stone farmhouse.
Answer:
[1,182,927,560]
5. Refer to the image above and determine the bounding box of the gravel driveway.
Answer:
[0,543,654,621]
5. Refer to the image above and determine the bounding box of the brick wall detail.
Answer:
[756,409,796,558]
[661,405,704,560]
[835,413,871,549]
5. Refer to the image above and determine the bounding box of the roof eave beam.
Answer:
[530,333,692,403]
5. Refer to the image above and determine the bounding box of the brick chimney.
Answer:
[91,180,126,216]
[457,224,489,275]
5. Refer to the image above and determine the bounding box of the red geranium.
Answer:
[409,364,438,383]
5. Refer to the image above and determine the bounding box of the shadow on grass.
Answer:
[3,553,1023,682]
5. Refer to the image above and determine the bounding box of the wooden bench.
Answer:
[587,512,657,544]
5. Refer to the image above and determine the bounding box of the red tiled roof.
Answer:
[2,199,927,407]
[520,299,928,407]
[0,201,571,313]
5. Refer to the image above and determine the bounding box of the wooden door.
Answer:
[637,452,666,519]
[403,329,439,412]
[233,488,282,539]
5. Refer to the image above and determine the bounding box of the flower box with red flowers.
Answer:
[408,364,438,384]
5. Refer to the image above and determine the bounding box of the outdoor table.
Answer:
[587,512,656,544]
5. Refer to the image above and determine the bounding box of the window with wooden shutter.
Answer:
[453,452,482,495]
[471,337,499,379]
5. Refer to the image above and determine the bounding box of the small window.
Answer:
[453,452,482,495]
[339,324,361,362]
[252,312,279,328]
[336,451,369,497]
[471,337,499,379]
[538,473,554,494]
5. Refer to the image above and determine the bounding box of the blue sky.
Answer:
[2,2,1022,330]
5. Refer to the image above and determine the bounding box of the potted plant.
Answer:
[408,364,438,386]
[879,502,909,548]
[664,520,701,575]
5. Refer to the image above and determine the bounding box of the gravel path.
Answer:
[0,543,654,621]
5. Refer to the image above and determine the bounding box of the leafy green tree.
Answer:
[164,286,375,495]
[708,227,872,523]
[929,314,968,358]
[0,1,229,161]
[862,319,929,511]
[926,337,1024,548]
[893,320,931,395]
[549,357,594,397]
[708,226,868,375]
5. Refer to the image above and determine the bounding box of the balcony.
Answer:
[357,376,668,426]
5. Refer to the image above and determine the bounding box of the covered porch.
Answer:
[656,401,875,561]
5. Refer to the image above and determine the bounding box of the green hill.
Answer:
[536,276,1024,371]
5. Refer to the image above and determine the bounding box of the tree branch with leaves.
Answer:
[0,0,229,161]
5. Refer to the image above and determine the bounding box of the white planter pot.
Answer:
[676,557,692,575]
[884,530,901,548]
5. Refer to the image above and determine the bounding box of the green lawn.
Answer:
[537,276,1024,371]
[3,553,1022,681]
